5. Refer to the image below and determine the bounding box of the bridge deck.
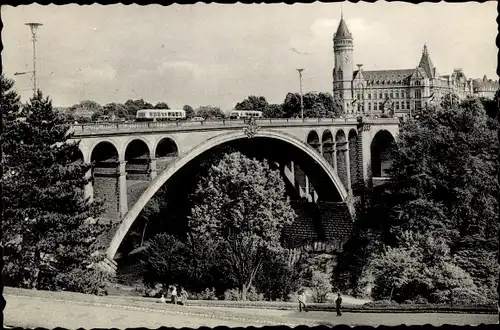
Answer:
[71,117,400,136]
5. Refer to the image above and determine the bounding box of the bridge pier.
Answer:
[149,158,157,179]
[84,168,93,202]
[93,160,128,222]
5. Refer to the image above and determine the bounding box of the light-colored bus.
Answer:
[136,109,186,121]
[228,110,263,119]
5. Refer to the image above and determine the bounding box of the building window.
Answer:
[374,103,378,111]
[368,103,372,111]
[406,101,410,109]
[406,91,410,98]
[415,101,422,110]
[415,81,421,86]
[368,93,372,99]
[384,92,388,99]
[395,102,399,110]
[396,91,399,98]
[390,92,393,98]
[379,92,383,99]
[415,89,422,98]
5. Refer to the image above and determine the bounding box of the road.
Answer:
[5,294,498,329]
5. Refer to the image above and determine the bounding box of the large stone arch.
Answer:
[106,129,350,260]
[89,139,121,162]
[370,129,396,177]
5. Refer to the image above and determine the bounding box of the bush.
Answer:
[254,248,306,301]
[364,299,398,307]
[430,288,493,305]
[190,287,218,300]
[310,271,333,303]
[224,288,241,301]
[223,286,264,301]
[54,267,110,296]
[144,283,164,298]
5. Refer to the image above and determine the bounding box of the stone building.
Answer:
[332,15,495,120]
[472,75,499,99]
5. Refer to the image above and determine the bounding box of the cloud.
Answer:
[310,18,336,39]
[157,60,204,77]
[79,65,116,81]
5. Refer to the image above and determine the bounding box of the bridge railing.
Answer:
[70,117,398,134]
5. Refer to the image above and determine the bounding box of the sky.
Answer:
[2,2,498,111]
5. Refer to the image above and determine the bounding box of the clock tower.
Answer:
[333,14,354,115]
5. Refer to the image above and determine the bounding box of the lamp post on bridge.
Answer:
[297,68,305,121]
[15,22,43,98]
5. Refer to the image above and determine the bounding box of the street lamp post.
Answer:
[15,22,42,97]
[297,69,305,120]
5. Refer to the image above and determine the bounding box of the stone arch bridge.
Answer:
[70,117,399,271]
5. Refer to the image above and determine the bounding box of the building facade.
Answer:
[332,16,498,120]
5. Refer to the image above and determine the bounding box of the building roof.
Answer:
[353,69,414,82]
[334,17,352,40]
[418,44,436,78]
[472,76,499,90]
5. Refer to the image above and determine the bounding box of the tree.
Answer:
[188,152,296,299]
[281,92,339,118]
[154,102,170,109]
[124,99,153,118]
[263,104,284,118]
[1,76,107,291]
[195,105,225,120]
[235,96,269,112]
[364,96,498,299]
[68,100,102,122]
[103,102,129,120]
[183,105,195,119]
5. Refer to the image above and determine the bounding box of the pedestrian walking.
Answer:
[335,292,342,316]
[170,285,178,305]
[298,290,308,312]
[180,287,188,306]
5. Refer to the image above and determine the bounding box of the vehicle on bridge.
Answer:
[136,109,186,121]
[228,110,263,119]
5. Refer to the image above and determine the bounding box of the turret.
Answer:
[333,14,354,114]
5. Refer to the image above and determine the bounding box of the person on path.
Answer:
[336,293,342,316]
[180,287,188,306]
[170,285,178,305]
[298,290,308,312]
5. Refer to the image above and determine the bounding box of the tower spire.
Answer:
[341,3,343,19]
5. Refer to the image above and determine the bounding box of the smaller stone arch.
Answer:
[155,137,180,172]
[125,139,151,180]
[371,129,396,178]
[90,141,121,220]
[348,129,359,191]
[321,129,334,168]
[91,141,119,164]
[70,148,85,165]
[335,129,349,189]
[307,130,321,154]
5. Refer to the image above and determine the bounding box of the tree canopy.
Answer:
[337,95,499,302]
[195,105,225,119]
[1,75,108,291]
[188,152,296,299]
